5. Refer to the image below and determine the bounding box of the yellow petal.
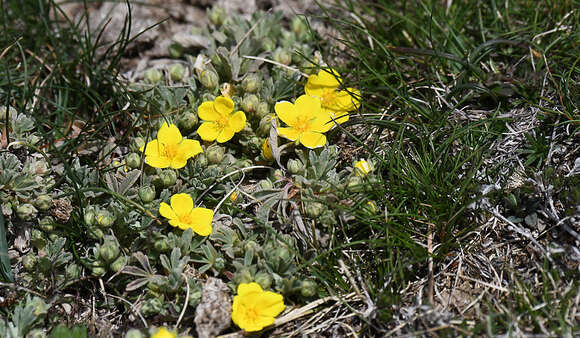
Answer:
[294,95,322,118]
[198,101,220,121]
[177,139,203,158]
[274,101,297,126]
[306,68,340,91]
[214,96,234,115]
[228,111,246,132]
[197,122,220,142]
[216,127,235,143]
[169,219,191,230]
[170,157,188,169]
[158,123,182,146]
[145,155,171,168]
[277,127,300,141]
[189,207,213,236]
[159,202,177,220]
[237,282,263,296]
[170,193,193,216]
[331,111,350,124]
[142,140,162,156]
[299,131,326,149]
[257,292,285,317]
[310,111,334,133]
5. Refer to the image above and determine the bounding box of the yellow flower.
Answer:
[159,193,213,236]
[354,159,372,176]
[305,68,360,124]
[275,95,333,149]
[230,190,239,202]
[140,123,203,169]
[261,138,273,161]
[232,282,285,332]
[197,96,246,143]
[152,327,175,338]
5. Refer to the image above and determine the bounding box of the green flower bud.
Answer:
[145,69,163,84]
[244,240,260,254]
[346,175,364,192]
[234,268,253,285]
[177,111,198,131]
[154,238,170,252]
[34,194,53,211]
[287,159,304,175]
[16,203,37,221]
[242,73,260,93]
[124,329,145,338]
[132,137,145,152]
[292,17,308,38]
[255,271,272,290]
[273,48,292,65]
[280,30,296,48]
[66,263,81,280]
[305,202,324,218]
[169,63,186,81]
[140,298,164,317]
[241,94,259,114]
[22,253,37,271]
[274,246,292,262]
[271,169,284,181]
[200,69,219,89]
[206,145,225,164]
[92,266,106,277]
[95,210,115,228]
[48,233,59,241]
[258,179,273,190]
[194,153,209,167]
[87,226,104,240]
[159,169,178,187]
[26,329,46,338]
[125,153,141,169]
[139,185,156,203]
[110,255,127,272]
[319,209,337,226]
[208,6,226,26]
[39,216,55,232]
[99,240,120,263]
[168,42,184,58]
[257,114,273,137]
[213,257,225,271]
[84,209,95,226]
[261,37,275,52]
[0,105,16,121]
[256,102,270,118]
[300,279,317,297]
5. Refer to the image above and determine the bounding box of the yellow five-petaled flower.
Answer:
[305,68,360,124]
[159,193,214,236]
[232,282,285,332]
[197,96,247,143]
[354,159,372,176]
[140,123,203,169]
[275,95,333,149]
[151,327,175,338]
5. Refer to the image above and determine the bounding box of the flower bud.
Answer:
[139,185,156,203]
[208,6,226,26]
[66,263,81,280]
[39,216,55,232]
[213,257,225,271]
[287,159,304,175]
[95,210,115,228]
[354,159,372,176]
[154,238,170,252]
[92,266,106,277]
[34,194,53,211]
[346,175,363,192]
[234,268,253,285]
[200,69,219,89]
[273,48,292,65]
[169,63,186,81]
[262,139,273,161]
[241,94,259,113]
[125,153,141,169]
[22,253,37,271]
[16,203,37,221]
[145,69,163,84]
[99,240,120,264]
[110,255,127,272]
[177,111,198,131]
[87,226,104,240]
[159,169,178,187]
[125,329,145,338]
[194,153,208,167]
[229,190,239,203]
[300,279,317,297]
[257,114,273,137]
[292,17,308,39]
[261,37,275,52]
[365,200,378,214]
[255,271,273,289]
[256,102,270,118]
[280,30,296,49]
[270,169,284,181]
[84,210,95,226]
[220,82,235,97]
[274,246,292,262]
[305,202,324,218]
[258,179,273,190]
[132,137,145,152]
[0,105,16,121]
[244,240,260,253]
[242,73,260,93]
[206,145,225,164]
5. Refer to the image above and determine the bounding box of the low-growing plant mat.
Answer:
[0,0,579,337]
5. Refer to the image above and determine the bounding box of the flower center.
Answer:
[162,143,179,159]
[216,113,229,129]
[294,116,311,133]
[244,306,260,322]
[178,212,193,225]
[320,89,337,107]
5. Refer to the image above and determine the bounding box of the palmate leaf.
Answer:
[0,212,15,282]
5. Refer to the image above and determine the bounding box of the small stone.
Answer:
[194,277,232,338]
